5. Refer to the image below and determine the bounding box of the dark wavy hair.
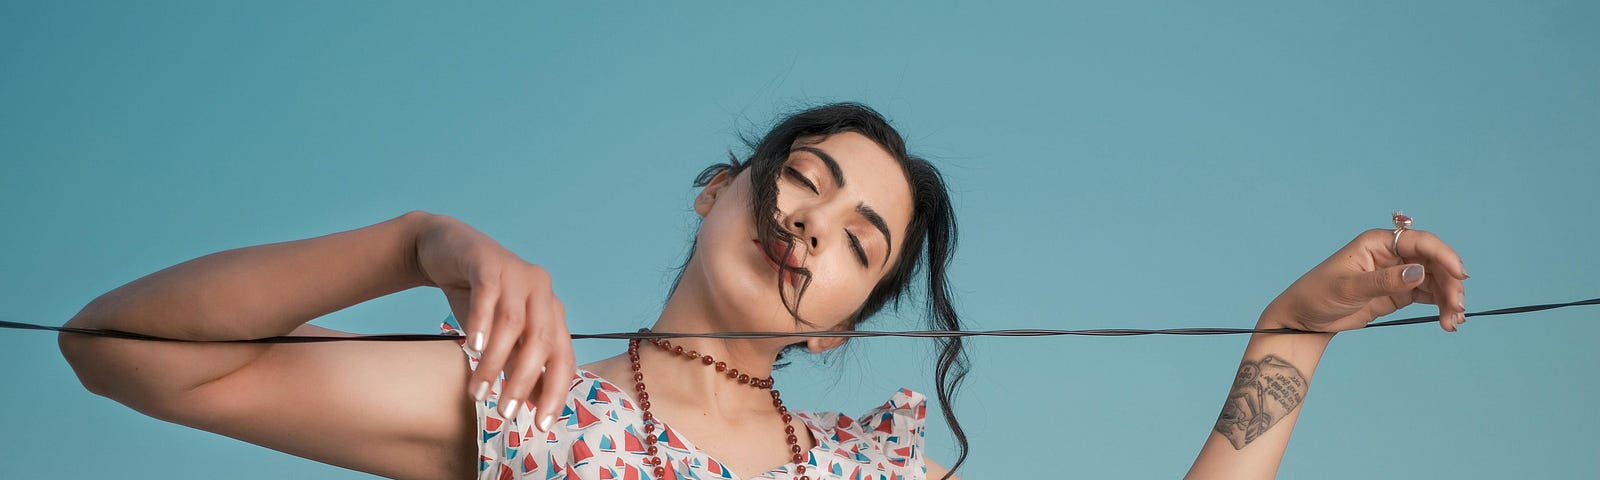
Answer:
[675,103,968,478]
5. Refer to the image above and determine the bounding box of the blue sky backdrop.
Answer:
[2,1,1596,478]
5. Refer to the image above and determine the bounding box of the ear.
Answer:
[804,321,851,353]
[693,170,733,217]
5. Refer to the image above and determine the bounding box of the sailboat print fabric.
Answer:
[442,322,929,480]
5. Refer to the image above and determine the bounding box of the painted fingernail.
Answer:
[499,398,520,418]
[1403,265,1425,283]
[469,332,486,353]
[538,414,555,433]
[471,381,489,402]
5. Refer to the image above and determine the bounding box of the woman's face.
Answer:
[688,132,914,339]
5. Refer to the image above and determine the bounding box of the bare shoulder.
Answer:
[174,324,477,480]
[926,458,960,480]
[580,353,633,387]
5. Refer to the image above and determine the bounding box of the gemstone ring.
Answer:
[1391,211,1413,256]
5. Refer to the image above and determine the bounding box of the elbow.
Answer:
[58,309,120,399]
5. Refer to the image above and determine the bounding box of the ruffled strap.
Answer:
[854,389,927,469]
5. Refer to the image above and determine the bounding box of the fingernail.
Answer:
[499,398,520,418]
[1403,265,1425,283]
[538,414,555,433]
[469,332,486,353]
[471,381,489,402]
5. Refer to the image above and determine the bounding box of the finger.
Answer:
[469,289,527,402]
[1402,287,1436,305]
[464,281,498,355]
[1338,263,1428,302]
[533,297,574,433]
[1427,260,1468,331]
[462,281,499,400]
[1397,230,1469,280]
[496,319,548,421]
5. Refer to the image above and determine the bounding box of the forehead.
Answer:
[790,132,914,239]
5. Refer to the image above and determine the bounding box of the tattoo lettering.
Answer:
[1213,355,1307,450]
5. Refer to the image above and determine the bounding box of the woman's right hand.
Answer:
[414,214,573,432]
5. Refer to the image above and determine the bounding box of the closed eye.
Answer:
[846,231,869,267]
[784,167,819,194]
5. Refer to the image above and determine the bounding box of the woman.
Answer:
[58,103,1467,480]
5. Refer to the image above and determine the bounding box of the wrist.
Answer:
[1255,311,1337,342]
[399,210,441,288]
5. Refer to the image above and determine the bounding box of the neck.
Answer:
[637,283,792,413]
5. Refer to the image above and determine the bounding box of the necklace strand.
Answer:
[629,329,808,480]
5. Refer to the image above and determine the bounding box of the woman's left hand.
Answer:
[1262,225,1469,333]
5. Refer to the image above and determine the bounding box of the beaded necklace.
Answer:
[628,329,809,480]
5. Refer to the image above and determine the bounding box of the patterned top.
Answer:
[442,323,929,480]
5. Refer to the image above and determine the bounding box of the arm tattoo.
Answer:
[1213,355,1307,450]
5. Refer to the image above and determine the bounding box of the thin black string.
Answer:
[3,297,1594,344]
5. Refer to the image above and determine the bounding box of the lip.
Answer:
[754,239,804,288]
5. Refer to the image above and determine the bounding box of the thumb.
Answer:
[1342,264,1427,300]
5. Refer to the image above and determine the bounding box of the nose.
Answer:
[786,209,831,254]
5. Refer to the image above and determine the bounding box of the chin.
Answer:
[689,250,795,328]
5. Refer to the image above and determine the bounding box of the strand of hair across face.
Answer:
[4,297,1594,343]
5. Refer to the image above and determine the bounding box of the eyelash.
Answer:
[847,232,870,267]
[784,167,819,194]
[786,165,869,268]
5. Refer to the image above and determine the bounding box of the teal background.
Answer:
[3,1,1596,478]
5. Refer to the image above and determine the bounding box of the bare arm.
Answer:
[1186,228,1468,479]
[60,210,576,478]
[1185,326,1331,478]
[60,211,433,398]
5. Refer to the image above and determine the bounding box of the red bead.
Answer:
[634,383,646,392]
[633,372,644,382]
[645,435,658,444]
[687,350,699,359]
[800,476,810,480]
[701,355,714,365]
[773,398,783,407]
[644,423,655,434]
[787,434,798,443]
[672,346,684,355]
[714,362,726,372]
[771,390,781,398]
[796,465,807,474]
[630,362,640,371]
[647,445,658,455]
[790,444,802,454]
[653,466,665,478]
[641,401,651,410]
[778,406,788,415]
[637,392,649,401]
[792,454,804,463]
[642,411,654,421]
[737,374,750,384]
[782,414,792,423]
[648,456,660,466]
[784,425,795,434]
[727,368,739,378]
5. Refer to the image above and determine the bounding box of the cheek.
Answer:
[799,268,879,324]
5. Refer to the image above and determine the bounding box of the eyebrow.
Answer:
[791,146,894,267]
[857,204,893,267]
[791,147,845,188]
